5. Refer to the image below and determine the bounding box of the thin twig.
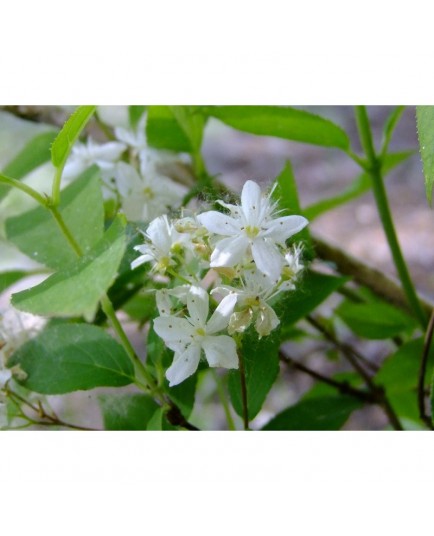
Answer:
[6,389,97,431]
[307,315,403,431]
[418,309,434,429]
[280,351,373,403]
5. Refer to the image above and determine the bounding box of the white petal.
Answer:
[216,200,242,217]
[262,215,308,244]
[255,304,280,338]
[115,162,143,197]
[121,194,148,222]
[146,215,172,252]
[97,106,130,129]
[166,344,201,387]
[202,335,238,369]
[241,180,263,223]
[93,141,126,163]
[156,290,172,316]
[196,211,240,236]
[251,239,283,281]
[210,235,249,267]
[131,253,153,270]
[63,159,87,181]
[153,316,194,346]
[187,286,209,326]
[0,369,12,389]
[207,293,237,334]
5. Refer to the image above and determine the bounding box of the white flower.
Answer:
[197,180,308,280]
[115,113,148,161]
[63,137,126,181]
[115,162,187,222]
[155,285,190,316]
[153,286,238,386]
[213,269,281,337]
[97,106,130,129]
[280,244,304,291]
[131,215,186,272]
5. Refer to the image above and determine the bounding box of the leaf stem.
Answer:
[49,205,83,257]
[355,106,427,328]
[100,294,158,392]
[237,350,249,430]
[418,309,434,429]
[0,173,48,206]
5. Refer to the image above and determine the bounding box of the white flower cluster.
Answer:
[64,109,188,222]
[132,180,308,386]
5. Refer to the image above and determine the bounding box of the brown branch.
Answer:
[280,351,374,403]
[6,389,98,431]
[313,234,434,319]
[165,403,200,431]
[418,309,434,430]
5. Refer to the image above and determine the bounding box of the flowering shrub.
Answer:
[0,105,434,430]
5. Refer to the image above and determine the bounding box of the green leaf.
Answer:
[146,407,179,431]
[304,151,413,221]
[376,338,434,423]
[262,395,362,430]
[169,106,205,153]
[201,106,350,150]
[166,375,197,419]
[8,323,135,394]
[382,106,405,152]
[122,292,156,321]
[335,300,417,339]
[128,106,146,128]
[99,393,159,430]
[376,338,433,393]
[51,105,96,169]
[11,217,126,319]
[416,106,434,204]
[0,270,28,294]
[0,130,58,200]
[6,167,104,270]
[146,106,192,152]
[272,161,312,252]
[277,270,349,329]
[228,328,281,421]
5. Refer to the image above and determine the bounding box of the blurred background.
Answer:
[1,105,432,430]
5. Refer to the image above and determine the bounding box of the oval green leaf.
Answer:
[262,395,362,430]
[201,106,350,149]
[8,323,135,394]
[99,393,159,430]
[416,106,434,204]
[228,328,281,421]
[335,300,417,340]
[51,105,96,168]
[11,216,126,319]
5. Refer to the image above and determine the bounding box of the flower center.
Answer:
[195,327,206,337]
[156,256,171,272]
[244,225,260,239]
[143,186,155,199]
